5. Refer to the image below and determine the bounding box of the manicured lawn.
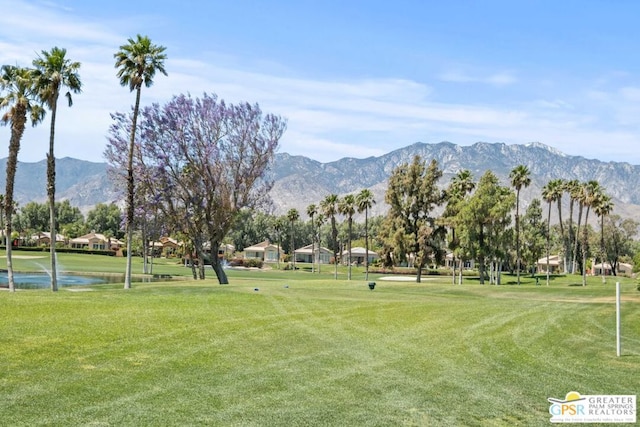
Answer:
[0,255,638,426]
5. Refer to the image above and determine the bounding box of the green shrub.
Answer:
[244,258,263,269]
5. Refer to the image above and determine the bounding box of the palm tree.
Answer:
[286,208,300,268]
[550,179,566,271]
[541,179,563,286]
[321,194,339,279]
[356,189,376,280]
[33,47,82,292]
[0,65,45,292]
[338,194,356,280]
[593,192,613,284]
[581,181,601,286]
[315,213,325,274]
[273,216,286,269]
[306,203,317,272]
[114,34,167,289]
[564,179,581,272]
[571,182,587,276]
[509,165,531,285]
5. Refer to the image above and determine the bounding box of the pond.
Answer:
[0,272,169,290]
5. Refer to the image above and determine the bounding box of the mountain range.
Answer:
[2,141,640,221]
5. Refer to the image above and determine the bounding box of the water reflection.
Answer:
[0,272,163,289]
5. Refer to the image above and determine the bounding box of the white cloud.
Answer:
[437,69,517,86]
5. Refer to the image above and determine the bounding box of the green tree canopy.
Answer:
[456,171,515,284]
[384,155,446,283]
[86,203,123,238]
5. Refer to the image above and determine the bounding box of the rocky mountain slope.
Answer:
[2,142,640,221]
[269,141,640,220]
[0,157,120,214]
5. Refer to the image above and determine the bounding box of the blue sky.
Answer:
[2,0,640,164]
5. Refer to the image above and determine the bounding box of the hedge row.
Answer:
[1,245,117,257]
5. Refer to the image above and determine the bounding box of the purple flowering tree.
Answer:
[106,93,285,284]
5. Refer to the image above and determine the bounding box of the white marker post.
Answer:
[616,282,621,357]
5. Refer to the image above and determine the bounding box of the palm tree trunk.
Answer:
[310,219,315,274]
[4,108,27,292]
[364,208,369,281]
[600,215,606,284]
[556,200,565,272]
[516,189,521,285]
[290,223,295,270]
[582,208,590,286]
[317,229,321,274]
[573,204,583,276]
[347,218,352,280]
[332,218,338,280]
[124,86,142,289]
[47,101,59,291]
[567,200,575,273]
[546,202,551,286]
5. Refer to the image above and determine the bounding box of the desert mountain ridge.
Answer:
[1,141,639,221]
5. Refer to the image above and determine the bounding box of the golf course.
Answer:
[1,251,638,426]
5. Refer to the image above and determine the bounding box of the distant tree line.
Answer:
[10,201,124,240]
[227,155,638,286]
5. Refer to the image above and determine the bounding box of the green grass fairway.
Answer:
[1,262,638,426]
[0,251,192,278]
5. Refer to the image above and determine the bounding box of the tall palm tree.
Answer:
[114,34,167,289]
[315,213,325,274]
[0,65,45,292]
[509,165,531,285]
[33,47,82,292]
[564,179,581,273]
[593,192,613,284]
[571,182,587,276]
[306,203,317,272]
[338,194,356,280]
[286,208,299,269]
[581,181,601,286]
[541,179,563,286]
[321,194,339,279]
[356,189,376,280]
[273,216,286,269]
[552,179,565,270]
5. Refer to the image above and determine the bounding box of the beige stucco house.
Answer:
[243,240,282,262]
[31,232,65,246]
[69,232,123,251]
[294,244,332,264]
[592,262,633,277]
[341,246,379,265]
[536,255,562,274]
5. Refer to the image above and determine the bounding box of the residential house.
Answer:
[536,255,562,274]
[159,236,181,257]
[202,241,236,259]
[294,244,332,264]
[243,240,282,263]
[592,262,633,277]
[341,246,379,265]
[69,232,123,252]
[31,232,65,246]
